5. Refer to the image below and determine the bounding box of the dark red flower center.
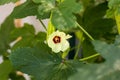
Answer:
[53,36,61,44]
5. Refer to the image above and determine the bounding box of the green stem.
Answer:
[79,53,100,61]
[62,48,70,59]
[70,46,77,52]
[74,42,81,60]
[75,23,100,61]
[76,22,94,41]
[115,14,120,34]
[39,19,47,31]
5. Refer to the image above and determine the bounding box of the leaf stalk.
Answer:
[39,19,47,31]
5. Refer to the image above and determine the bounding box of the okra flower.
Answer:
[47,31,72,53]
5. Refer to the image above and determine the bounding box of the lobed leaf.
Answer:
[51,0,82,30]
[69,35,120,80]
[37,0,55,19]
[10,42,77,80]
[11,23,35,39]
[81,2,116,41]
[11,0,39,19]
[83,2,108,27]
[11,23,46,50]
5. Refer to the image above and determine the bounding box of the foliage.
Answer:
[69,35,120,80]
[51,0,82,30]
[0,61,12,80]
[0,0,120,80]
[10,43,76,80]
[11,0,39,19]
[0,0,18,5]
[0,15,15,55]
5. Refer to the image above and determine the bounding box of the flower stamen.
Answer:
[53,36,61,44]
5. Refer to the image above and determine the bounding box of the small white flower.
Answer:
[47,30,72,53]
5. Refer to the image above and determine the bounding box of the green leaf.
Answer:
[12,38,34,50]
[56,0,64,3]
[0,0,18,5]
[10,0,54,19]
[92,35,120,59]
[114,35,120,45]
[10,42,76,80]
[83,2,108,27]
[35,32,46,42]
[68,35,120,80]
[81,2,116,41]
[0,15,15,55]
[108,0,120,9]
[12,32,46,50]
[11,0,39,19]
[69,63,120,80]
[11,23,35,50]
[32,0,55,4]
[0,60,13,80]
[11,24,46,50]
[38,0,55,16]
[11,23,35,39]
[107,0,120,18]
[81,0,95,8]
[99,71,120,80]
[51,0,82,30]
[32,0,41,3]
[87,19,115,39]
[32,0,55,19]
[82,39,97,62]
[36,0,55,19]
[47,20,55,39]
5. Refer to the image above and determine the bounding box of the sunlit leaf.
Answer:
[51,0,82,30]
[37,0,55,19]
[32,0,55,19]
[107,0,120,18]
[108,0,120,9]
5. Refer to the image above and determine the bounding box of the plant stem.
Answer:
[115,14,120,34]
[76,22,94,41]
[74,42,81,60]
[75,22,100,61]
[79,53,100,61]
[39,19,47,31]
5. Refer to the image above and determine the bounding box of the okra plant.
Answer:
[0,0,120,80]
